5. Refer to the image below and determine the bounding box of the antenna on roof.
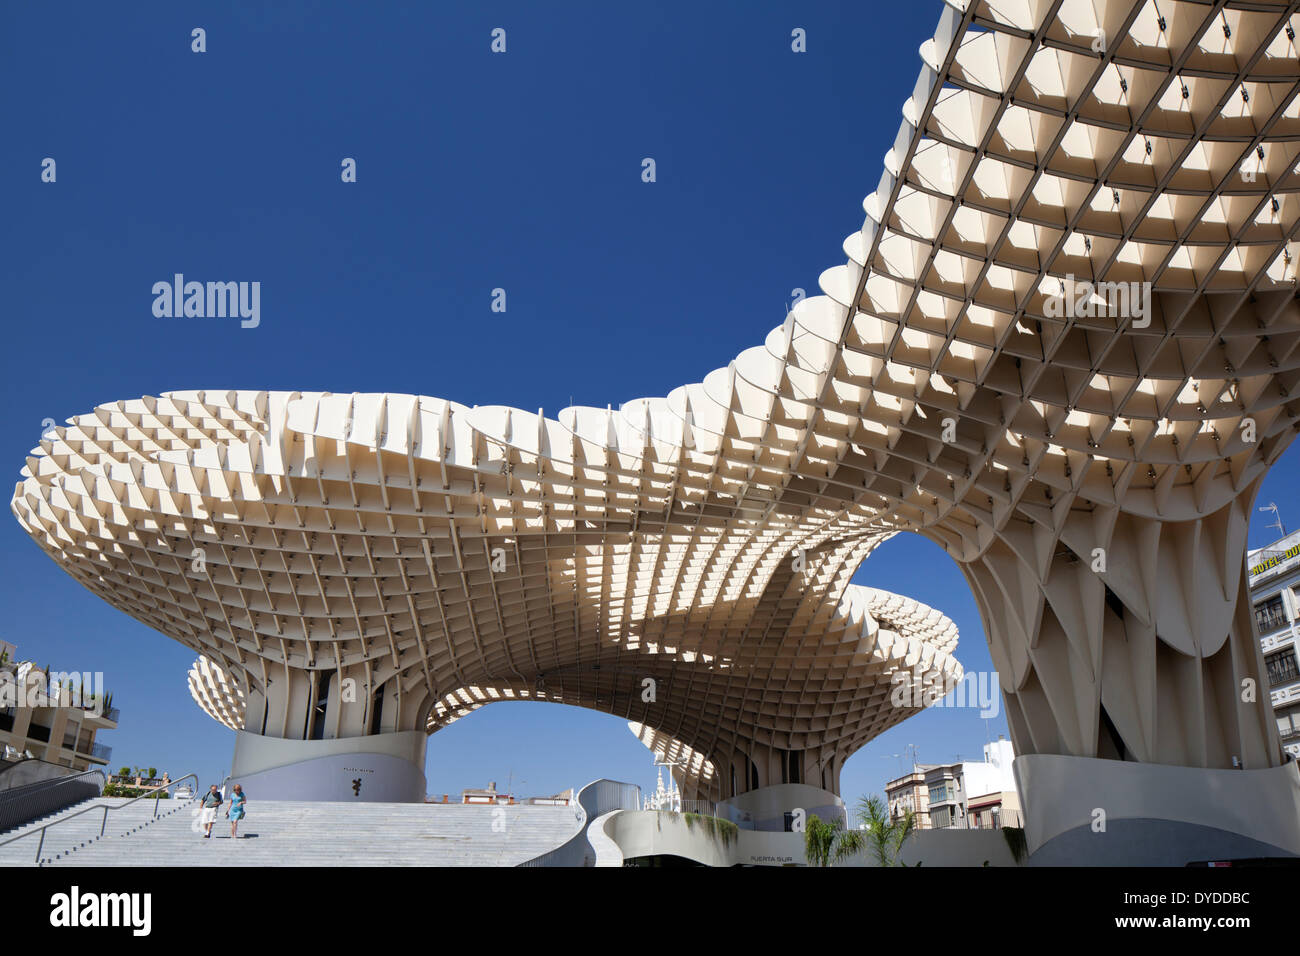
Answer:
[1259,502,1286,540]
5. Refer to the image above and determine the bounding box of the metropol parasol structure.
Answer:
[15,0,1300,862]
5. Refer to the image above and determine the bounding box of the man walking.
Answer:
[199,784,222,839]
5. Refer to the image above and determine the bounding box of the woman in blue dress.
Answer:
[226,784,247,839]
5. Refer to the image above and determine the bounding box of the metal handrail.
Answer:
[0,768,107,839]
[0,754,85,784]
[0,768,107,843]
[0,771,200,863]
[0,767,104,803]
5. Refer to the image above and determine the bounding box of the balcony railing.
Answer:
[1257,607,1289,634]
[89,742,112,762]
[1267,661,1300,687]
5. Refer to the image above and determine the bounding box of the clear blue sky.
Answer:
[3,1,1298,806]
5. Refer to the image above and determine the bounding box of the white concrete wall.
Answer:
[0,759,97,791]
[718,783,845,831]
[229,730,427,802]
[958,740,1018,804]
[594,810,1023,866]
[843,827,1021,867]
[1016,754,1300,863]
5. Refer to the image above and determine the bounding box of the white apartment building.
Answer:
[923,738,1021,831]
[1247,530,1300,760]
[0,640,117,772]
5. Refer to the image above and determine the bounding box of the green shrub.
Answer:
[681,812,739,847]
[102,783,168,799]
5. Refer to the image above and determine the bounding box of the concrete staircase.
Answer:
[0,796,193,865]
[3,799,583,866]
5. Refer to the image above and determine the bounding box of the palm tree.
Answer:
[804,814,841,867]
[804,812,878,866]
[842,794,916,866]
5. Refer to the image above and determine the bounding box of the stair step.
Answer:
[4,800,581,867]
